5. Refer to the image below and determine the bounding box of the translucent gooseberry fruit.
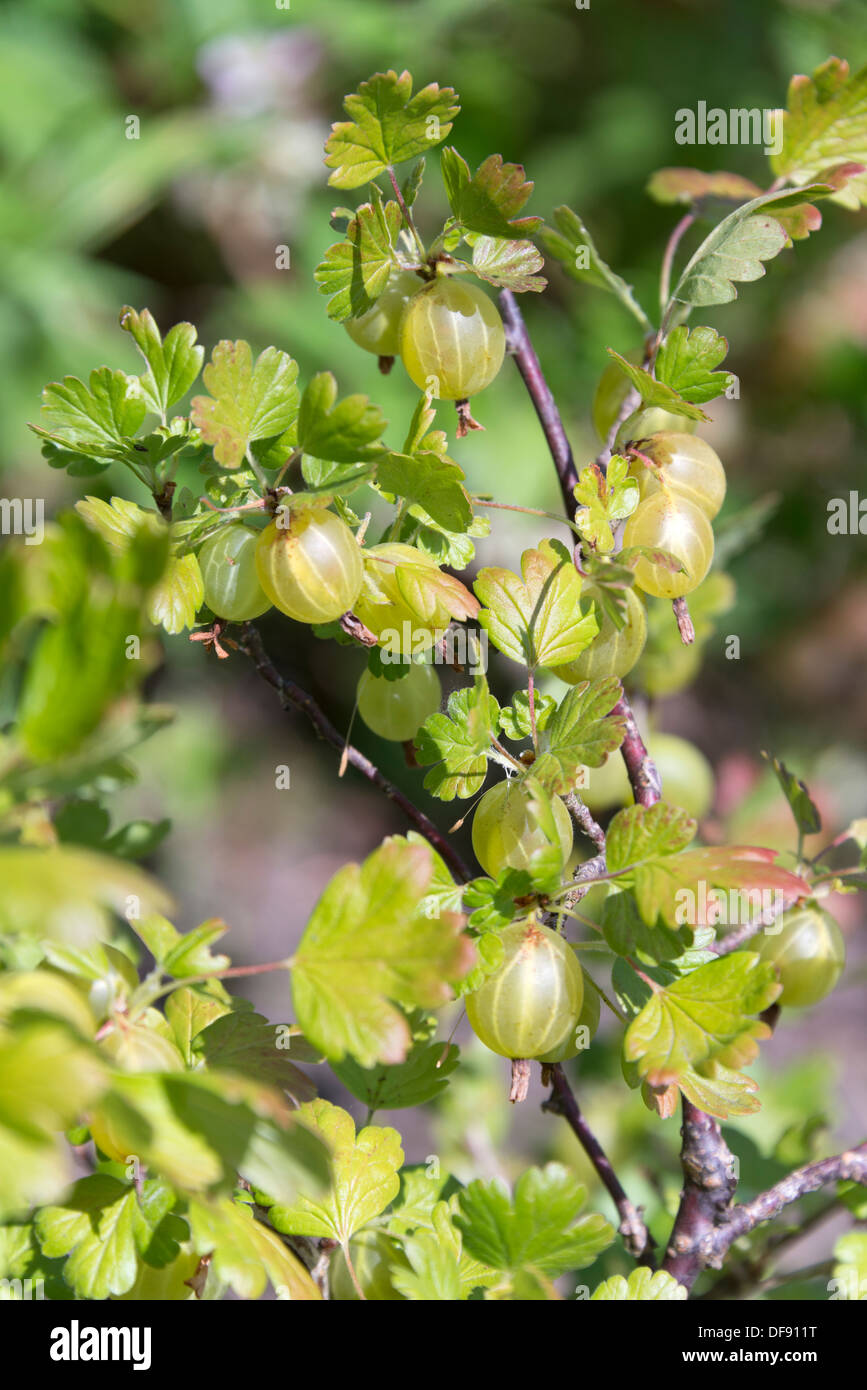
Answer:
[628,432,726,520]
[591,351,642,441]
[255,508,363,624]
[646,733,714,820]
[199,523,272,621]
[356,662,441,742]
[113,1251,201,1301]
[354,542,448,654]
[330,1231,409,1301]
[471,780,573,879]
[615,406,697,447]
[634,637,702,698]
[399,278,506,400]
[466,919,584,1059]
[755,905,846,1008]
[622,494,714,599]
[550,584,647,684]
[580,732,714,820]
[537,969,601,1063]
[345,269,423,357]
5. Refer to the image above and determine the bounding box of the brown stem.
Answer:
[542,1064,655,1264]
[499,289,580,506]
[662,1102,738,1289]
[565,792,606,853]
[239,623,472,884]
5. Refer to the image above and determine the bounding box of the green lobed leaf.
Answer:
[531,677,626,796]
[572,455,642,550]
[332,1019,458,1111]
[415,676,498,801]
[187,1195,320,1300]
[267,1099,403,1243]
[771,58,867,209]
[669,187,832,308]
[324,70,459,188]
[191,1011,317,1102]
[34,367,147,455]
[655,326,734,404]
[605,352,709,424]
[440,148,541,238]
[292,841,473,1066]
[377,447,472,532]
[454,1163,614,1279]
[35,1175,155,1299]
[297,371,387,464]
[475,538,599,670]
[498,690,556,742]
[314,200,403,322]
[119,306,203,419]
[624,950,781,1085]
[539,206,652,330]
[592,1267,688,1300]
[190,340,300,469]
[468,234,546,292]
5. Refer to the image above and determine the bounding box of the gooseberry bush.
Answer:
[2,63,867,1306]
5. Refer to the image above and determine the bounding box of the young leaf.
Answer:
[464,874,533,936]
[187,1195,320,1300]
[475,538,599,670]
[0,845,173,946]
[454,1164,614,1280]
[324,70,459,188]
[119,307,204,419]
[832,1231,867,1299]
[498,689,556,742]
[377,448,472,532]
[606,802,811,928]
[314,201,403,322]
[573,455,642,550]
[297,372,386,464]
[539,206,652,331]
[468,234,546,292]
[291,841,473,1065]
[763,753,822,840]
[531,677,626,796]
[605,352,708,424]
[267,1099,403,1243]
[415,676,498,801]
[191,341,300,470]
[670,187,832,308]
[771,58,867,209]
[35,368,147,455]
[655,326,734,405]
[646,168,762,206]
[592,1268,688,1300]
[440,149,541,238]
[392,1201,497,1300]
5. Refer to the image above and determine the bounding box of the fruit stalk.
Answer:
[543,1064,655,1264]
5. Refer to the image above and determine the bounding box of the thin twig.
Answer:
[565,792,606,852]
[499,289,580,506]
[542,1065,655,1264]
[238,623,473,883]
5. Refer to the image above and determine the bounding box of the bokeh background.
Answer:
[4,0,866,1295]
